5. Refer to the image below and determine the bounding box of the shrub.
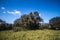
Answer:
[49,17,60,30]
[13,27,25,32]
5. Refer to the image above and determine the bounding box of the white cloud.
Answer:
[7,11,14,14]
[1,7,5,9]
[7,10,21,15]
[3,11,6,13]
[14,10,21,15]
[1,8,21,15]
[39,14,41,16]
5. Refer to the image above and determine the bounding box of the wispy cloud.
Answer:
[3,11,6,13]
[7,10,21,15]
[1,7,5,9]
[1,7,21,15]
[2,9,21,15]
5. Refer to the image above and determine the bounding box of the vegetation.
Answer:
[0,12,60,31]
[0,30,60,40]
[0,11,60,40]
[13,11,43,30]
[49,17,60,30]
[0,19,12,31]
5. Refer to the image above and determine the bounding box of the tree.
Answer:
[28,11,43,29]
[5,23,12,30]
[13,11,43,30]
[0,19,6,30]
[49,17,60,29]
[0,19,5,23]
[0,19,12,31]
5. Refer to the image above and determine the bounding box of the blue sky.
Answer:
[0,0,60,23]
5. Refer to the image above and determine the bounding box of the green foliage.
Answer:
[39,23,49,30]
[0,19,6,30]
[0,19,12,31]
[14,11,43,30]
[49,17,60,30]
[13,27,24,32]
[0,19,5,23]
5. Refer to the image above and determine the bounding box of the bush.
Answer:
[13,27,25,32]
[39,23,49,30]
[49,17,60,30]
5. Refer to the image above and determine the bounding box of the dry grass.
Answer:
[0,29,60,40]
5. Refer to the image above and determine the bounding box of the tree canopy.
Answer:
[49,17,60,29]
[14,11,43,30]
[0,19,12,31]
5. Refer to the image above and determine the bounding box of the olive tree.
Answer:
[13,11,43,30]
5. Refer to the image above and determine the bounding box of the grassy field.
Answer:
[0,30,60,40]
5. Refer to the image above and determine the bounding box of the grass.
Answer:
[0,29,60,40]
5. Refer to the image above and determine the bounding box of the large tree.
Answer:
[14,11,43,30]
[49,17,60,29]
